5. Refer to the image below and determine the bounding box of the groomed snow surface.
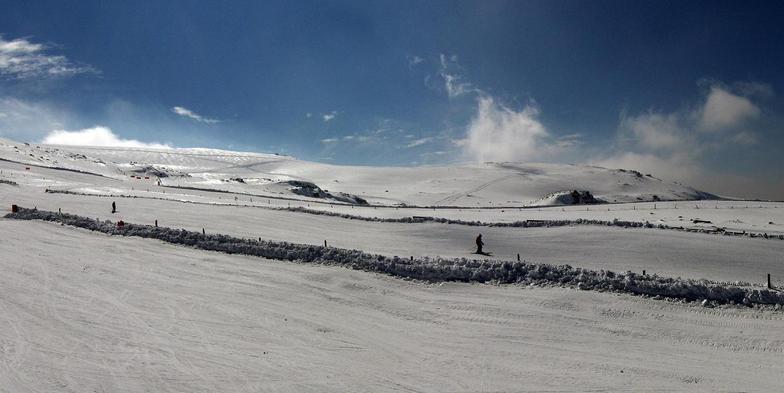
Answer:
[2,220,784,392]
[1,138,784,391]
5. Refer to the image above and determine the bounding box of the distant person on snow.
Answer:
[111,201,116,214]
[475,234,484,254]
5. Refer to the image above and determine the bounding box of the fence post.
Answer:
[768,274,772,289]
[324,240,327,247]
[155,219,158,227]
[517,253,520,262]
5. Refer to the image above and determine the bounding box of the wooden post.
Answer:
[202,228,205,235]
[410,256,413,261]
[324,240,327,247]
[517,253,520,262]
[768,274,772,289]
[155,219,158,227]
[642,270,646,276]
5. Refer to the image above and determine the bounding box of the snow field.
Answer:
[1,219,783,392]
[8,207,784,306]
[2,139,784,391]
[4,180,784,285]
[40,189,784,240]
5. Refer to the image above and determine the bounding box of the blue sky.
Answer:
[0,0,782,198]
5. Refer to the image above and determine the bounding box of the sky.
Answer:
[0,0,782,199]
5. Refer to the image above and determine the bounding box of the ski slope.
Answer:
[2,156,783,284]
[1,219,783,392]
[1,137,783,391]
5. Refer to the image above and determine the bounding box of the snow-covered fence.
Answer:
[6,206,783,306]
[0,179,18,186]
[42,189,784,240]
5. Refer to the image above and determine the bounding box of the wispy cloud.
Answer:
[457,95,566,162]
[0,36,96,79]
[731,131,759,146]
[406,54,424,68]
[438,54,476,98]
[322,111,337,122]
[0,97,70,140]
[171,106,220,123]
[42,126,170,149]
[698,85,760,132]
[592,81,771,184]
[406,136,434,148]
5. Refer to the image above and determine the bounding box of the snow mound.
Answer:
[528,190,604,206]
[7,207,783,306]
[278,180,368,205]
[125,164,190,178]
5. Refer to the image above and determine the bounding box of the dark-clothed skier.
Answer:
[475,234,484,254]
[111,201,116,214]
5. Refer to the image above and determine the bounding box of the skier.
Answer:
[111,201,116,214]
[475,234,484,254]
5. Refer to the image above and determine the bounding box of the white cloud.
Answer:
[438,54,476,98]
[322,111,337,122]
[591,151,701,184]
[0,36,96,79]
[731,131,759,145]
[42,126,170,149]
[0,97,70,139]
[732,81,774,98]
[458,96,553,162]
[171,106,220,123]
[594,80,769,187]
[698,86,760,132]
[407,54,424,67]
[554,133,583,149]
[620,111,683,150]
[320,137,339,143]
[406,136,434,148]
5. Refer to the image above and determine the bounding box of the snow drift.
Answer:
[7,207,783,306]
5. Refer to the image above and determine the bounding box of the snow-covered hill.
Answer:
[0,138,718,207]
[2,137,783,392]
